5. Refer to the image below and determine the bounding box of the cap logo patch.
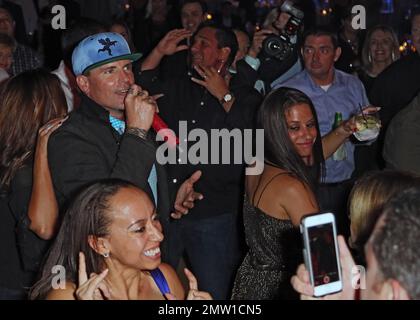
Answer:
[98,38,118,56]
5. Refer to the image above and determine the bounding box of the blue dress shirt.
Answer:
[274,69,370,183]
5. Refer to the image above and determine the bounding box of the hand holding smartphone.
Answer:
[300,213,343,297]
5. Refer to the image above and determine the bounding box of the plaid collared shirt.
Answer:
[11,43,42,76]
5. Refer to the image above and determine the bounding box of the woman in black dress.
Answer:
[231,87,324,300]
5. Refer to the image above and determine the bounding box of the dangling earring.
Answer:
[368,53,372,63]
[217,59,225,74]
[391,51,396,61]
[103,252,109,258]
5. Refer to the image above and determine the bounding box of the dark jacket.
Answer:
[48,95,170,225]
[137,69,262,220]
[370,53,420,128]
[0,165,44,295]
[234,40,301,93]
[383,92,420,175]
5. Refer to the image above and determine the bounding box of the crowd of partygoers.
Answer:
[0,0,420,301]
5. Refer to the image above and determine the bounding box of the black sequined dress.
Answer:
[231,195,302,300]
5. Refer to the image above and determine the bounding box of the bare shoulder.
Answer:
[45,282,77,300]
[277,175,313,197]
[278,176,318,225]
[255,168,318,225]
[261,173,309,197]
[263,173,313,202]
[158,263,185,299]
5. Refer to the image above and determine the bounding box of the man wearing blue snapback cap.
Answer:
[47,33,202,255]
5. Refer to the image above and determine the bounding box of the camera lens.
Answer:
[263,35,284,56]
[262,34,293,60]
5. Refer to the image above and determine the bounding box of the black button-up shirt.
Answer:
[137,69,262,219]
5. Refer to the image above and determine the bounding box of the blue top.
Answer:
[274,69,369,183]
[109,115,158,204]
[270,58,303,89]
[150,268,171,296]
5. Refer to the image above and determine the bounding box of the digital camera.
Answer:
[262,0,304,60]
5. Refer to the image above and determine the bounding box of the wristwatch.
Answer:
[220,92,233,104]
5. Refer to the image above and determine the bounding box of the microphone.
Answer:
[152,114,179,149]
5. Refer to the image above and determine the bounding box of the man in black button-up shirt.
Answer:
[138,25,262,299]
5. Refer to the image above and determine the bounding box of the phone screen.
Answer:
[307,222,339,286]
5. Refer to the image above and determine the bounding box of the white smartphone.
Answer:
[300,213,343,297]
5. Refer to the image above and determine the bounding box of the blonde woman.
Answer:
[358,25,400,94]
[347,170,420,265]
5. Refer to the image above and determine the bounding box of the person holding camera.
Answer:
[234,0,304,95]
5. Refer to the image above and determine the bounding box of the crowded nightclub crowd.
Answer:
[0,0,420,301]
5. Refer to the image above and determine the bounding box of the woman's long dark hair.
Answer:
[0,69,67,190]
[29,179,134,300]
[258,87,324,192]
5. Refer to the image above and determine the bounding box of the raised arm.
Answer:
[141,29,191,71]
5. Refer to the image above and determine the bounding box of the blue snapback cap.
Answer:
[72,32,142,76]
